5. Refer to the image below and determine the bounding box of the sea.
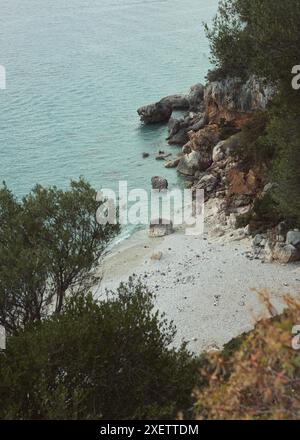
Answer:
[0,0,219,238]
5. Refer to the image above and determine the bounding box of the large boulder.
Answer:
[286,230,300,248]
[138,93,191,124]
[164,158,180,168]
[212,140,226,162]
[137,101,172,124]
[178,125,220,175]
[160,94,190,110]
[272,243,300,264]
[177,151,203,176]
[194,173,218,195]
[151,176,168,191]
[184,124,219,153]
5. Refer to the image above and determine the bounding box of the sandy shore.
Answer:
[97,200,300,354]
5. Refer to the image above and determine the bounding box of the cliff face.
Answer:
[204,76,275,127]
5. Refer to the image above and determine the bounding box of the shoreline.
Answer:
[98,199,300,354]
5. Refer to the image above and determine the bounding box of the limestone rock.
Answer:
[272,243,300,264]
[286,230,300,248]
[167,113,206,146]
[212,140,226,162]
[137,101,172,124]
[195,174,218,194]
[164,158,180,168]
[177,151,202,176]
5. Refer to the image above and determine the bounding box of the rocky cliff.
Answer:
[204,76,275,127]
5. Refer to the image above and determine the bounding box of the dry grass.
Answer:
[194,293,300,420]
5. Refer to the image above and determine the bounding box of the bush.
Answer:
[268,109,300,227]
[206,0,300,88]
[195,294,300,420]
[233,112,273,165]
[0,179,120,334]
[0,278,199,420]
[236,193,282,233]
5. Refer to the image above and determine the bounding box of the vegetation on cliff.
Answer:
[206,0,300,228]
[0,278,198,420]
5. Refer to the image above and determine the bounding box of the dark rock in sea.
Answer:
[177,151,203,176]
[142,152,150,158]
[155,152,171,161]
[137,101,172,124]
[137,93,191,125]
[151,176,168,191]
[204,76,275,126]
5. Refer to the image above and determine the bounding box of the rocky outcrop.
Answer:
[252,228,300,263]
[286,230,300,247]
[138,101,172,124]
[188,83,205,111]
[137,83,205,125]
[177,125,220,175]
[160,94,190,110]
[177,151,203,176]
[167,113,206,145]
[137,95,189,124]
[204,76,275,126]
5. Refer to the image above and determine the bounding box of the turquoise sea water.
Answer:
[0,0,218,235]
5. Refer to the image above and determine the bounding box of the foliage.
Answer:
[206,0,300,227]
[0,278,199,420]
[0,179,119,334]
[233,112,273,165]
[195,295,300,420]
[206,0,300,91]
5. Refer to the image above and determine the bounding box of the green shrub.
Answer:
[269,111,300,227]
[0,278,199,420]
[236,193,281,233]
[233,112,274,165]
